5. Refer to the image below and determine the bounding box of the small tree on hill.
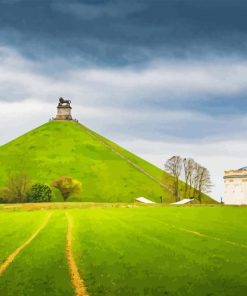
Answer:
[27,183,52,202]
[1,172,31,203]
[191,161,201,199]
[183,158,195,198]
[51,176,82,201]
[165,156,183,201]
[194,166,212,203]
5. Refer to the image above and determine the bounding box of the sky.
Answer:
[1,0,247,201]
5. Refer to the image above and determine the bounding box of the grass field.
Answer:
[0,204,246,295]
[0,120,215,203]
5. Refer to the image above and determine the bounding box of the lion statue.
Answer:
[58,97,71,106]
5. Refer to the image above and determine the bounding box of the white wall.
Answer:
[224,176,247,205]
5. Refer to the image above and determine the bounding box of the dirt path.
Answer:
[78,123,171,193]
[0,212,52,276]
[66,212,89,296]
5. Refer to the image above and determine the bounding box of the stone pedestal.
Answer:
[55,105,72,120]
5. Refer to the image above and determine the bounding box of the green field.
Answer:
[0,120,215,203]
[0,204,246,295]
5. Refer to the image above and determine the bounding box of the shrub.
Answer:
[27,183,52,202]
[51,176,82,201]
[1,172,31,203]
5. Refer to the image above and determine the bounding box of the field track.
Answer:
[0,212,52,275]
[175,226,247,249]
[66,212,89,296]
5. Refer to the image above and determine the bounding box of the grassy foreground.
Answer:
[0,204,246,295]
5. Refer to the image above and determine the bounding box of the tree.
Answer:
[51,176,82,201]
[27,183,52,202]
[188,159,196,198]
[195,166,212,203]
[165,156,183,201]
[190,162,213,203]
[183,158,195,198]
[1,172,31,203]
[191,161,201,199]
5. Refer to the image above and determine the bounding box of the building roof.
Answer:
[135,197,156,204]
[171,198,194,205]
[238,166,247,171]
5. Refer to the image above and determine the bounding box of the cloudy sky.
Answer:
[1,0,247,201]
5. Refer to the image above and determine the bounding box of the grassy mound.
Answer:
[0,120,216,203]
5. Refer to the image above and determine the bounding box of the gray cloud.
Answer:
[1,0,247,65]
[1,45,247,143]
[0,0,22,3]
[52,1,146,20]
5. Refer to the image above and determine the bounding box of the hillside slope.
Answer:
[0,121,216,203]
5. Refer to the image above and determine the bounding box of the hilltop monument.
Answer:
[55,97,72,120]
[224,167,247,205]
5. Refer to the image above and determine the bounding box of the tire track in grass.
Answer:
[174,226,247,249]
[134,213,247,249]
[0,212,52,276]
[66,212,89,296]
[126,212,247,249]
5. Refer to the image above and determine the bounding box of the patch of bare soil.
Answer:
[66,212,89,296]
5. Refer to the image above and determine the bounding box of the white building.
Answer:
[224,167,247,205]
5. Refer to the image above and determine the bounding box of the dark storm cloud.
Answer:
[53,1,146,20]
[1,0,247,64]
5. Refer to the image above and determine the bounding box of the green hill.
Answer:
[0,120,216,203]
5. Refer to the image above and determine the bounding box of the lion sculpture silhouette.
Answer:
[58,97,71,106]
